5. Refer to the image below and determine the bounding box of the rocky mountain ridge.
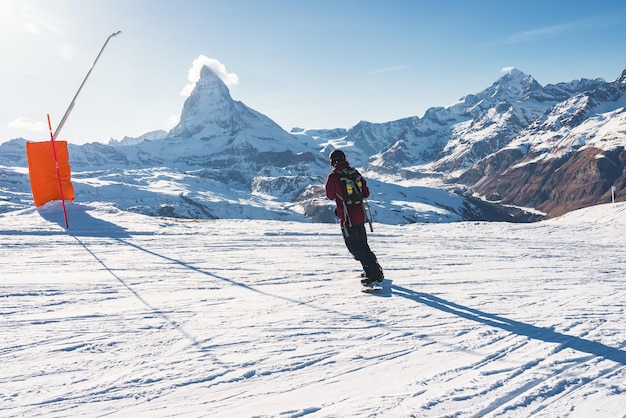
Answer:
[1,66,625,222]
[457,69,626,216]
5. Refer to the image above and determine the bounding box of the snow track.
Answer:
[1,202,625,417]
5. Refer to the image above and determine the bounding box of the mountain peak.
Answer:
[487,68,542,101]
[502,67,526,77]
[497,68,534,86]
[194,65,233,101]
[168,66,236,138]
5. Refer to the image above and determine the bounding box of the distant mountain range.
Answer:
[1,66,625,223]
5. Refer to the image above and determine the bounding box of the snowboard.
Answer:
[359,272,383,292]
[361,281,383,292]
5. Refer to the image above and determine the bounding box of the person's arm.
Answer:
[325,174,337,200]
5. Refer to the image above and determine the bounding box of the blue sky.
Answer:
[2,0,626,145]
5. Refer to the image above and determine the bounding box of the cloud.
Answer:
[181,55,239,97]
[502,66,516,73]
[506,22,574,44]
[364,66,407,76]
[498,17,602,46]
[8,117,47,132]
[482,17,606,48]
[165,114,180,130]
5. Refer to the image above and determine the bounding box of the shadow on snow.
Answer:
[37,202,131,238]
[69,234,390,351]
[391,284,626,366]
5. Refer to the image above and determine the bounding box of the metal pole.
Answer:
[47,114,69,228]
[363,199,374,232]
[612,185,616,203]
[53,31,122,139]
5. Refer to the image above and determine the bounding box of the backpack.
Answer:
[339,167,364,205]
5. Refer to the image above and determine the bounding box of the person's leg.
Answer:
[343,223,383,280]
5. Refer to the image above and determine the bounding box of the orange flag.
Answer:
[25,140,75,207]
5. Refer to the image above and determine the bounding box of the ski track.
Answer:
[0,203,625,417]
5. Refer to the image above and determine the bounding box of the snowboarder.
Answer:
[325,150,384,286]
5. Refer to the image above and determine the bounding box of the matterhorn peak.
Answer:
[195,66,233,100]
[168,66,238,138]
[163,64,310,156]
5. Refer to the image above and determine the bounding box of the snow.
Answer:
[1,201,625,417]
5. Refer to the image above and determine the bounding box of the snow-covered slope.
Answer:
[168,66,308,154]
[458,70,626,217]
[1,201,624,417]
[505,71,626,162]
[2,66,626,222]
[0,160,482,223]
[368,69,607,175]
[0,66,493,223]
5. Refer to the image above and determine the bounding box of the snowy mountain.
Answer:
[458,70,626,217]
[0,67,505,223]
[291,68,625,218]
[366,69,606,175]
[1,66,625,222]
[1,200,625,416]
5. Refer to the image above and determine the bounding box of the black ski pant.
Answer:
[342,222,382,279]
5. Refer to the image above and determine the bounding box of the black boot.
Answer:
[360,265,383,286]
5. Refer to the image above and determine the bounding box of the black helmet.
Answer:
[329,149,346,165]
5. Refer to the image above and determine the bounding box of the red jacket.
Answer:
[325,160,370,226]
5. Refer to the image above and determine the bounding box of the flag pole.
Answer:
[53,31,122,139]
[47,114,69,229]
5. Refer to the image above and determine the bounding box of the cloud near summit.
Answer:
[180,55,239,97]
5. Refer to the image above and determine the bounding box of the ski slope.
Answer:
[1,202,625,417]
